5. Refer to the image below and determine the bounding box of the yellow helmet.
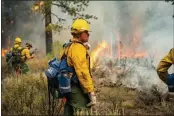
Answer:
[71,18,90,33]
[14,37,22,44]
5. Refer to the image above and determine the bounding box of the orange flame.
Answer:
[134,52,147,58]
[118,51,147,58]
[31,1,44,11]
[2,48,8,57]
[90,36,147,67]
[133,37,137,43]
[90,40,109,68]
[31,5,40,11]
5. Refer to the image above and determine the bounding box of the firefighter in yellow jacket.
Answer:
[157,48,174,98]
[61,19,96,115]
[7,37,23,72]
[20,43,34,74]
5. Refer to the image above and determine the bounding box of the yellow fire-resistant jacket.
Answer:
[21,47,32,61]
[60,38,94,93]
[10,44,22,52]
[157,48,174,83]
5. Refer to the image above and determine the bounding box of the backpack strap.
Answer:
[61,42,73,60]
[12,46,23,53]
[12,46,18,52]
[61,41,92,77]
[61,41,86,60]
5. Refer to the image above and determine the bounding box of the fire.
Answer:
[2,48,8,57]
[116,35,147,59]
[90,40,109,68]
[39,1,44,6]
[133,37,137,43]
[90,36,147,68]
[31,5,39,11]
[31,1,44,11]
[134,52,147,58]
[118,51,147,58]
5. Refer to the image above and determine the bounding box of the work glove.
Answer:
[86,92,97,107]
[30,54,34,59]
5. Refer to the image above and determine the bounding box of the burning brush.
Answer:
[1,48,8,57]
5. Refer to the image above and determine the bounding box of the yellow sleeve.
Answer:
[70,43,94,93]
[22,49,32,59]
[157,48,174,83]
[157,48,174,72]
[25,49,32,59]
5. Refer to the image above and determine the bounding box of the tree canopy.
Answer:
[32,0,98,33]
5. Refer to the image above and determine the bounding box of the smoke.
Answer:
[52,1,173,54]
[17,1,45,54]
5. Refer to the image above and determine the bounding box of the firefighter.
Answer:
[61,18,96,115]
[6,37,23,73]
[20,43,34,74]
[157,48,174,100]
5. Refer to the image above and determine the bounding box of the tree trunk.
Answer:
[45,4,53,54]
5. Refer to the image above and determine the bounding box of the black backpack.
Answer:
[7,46,24,63]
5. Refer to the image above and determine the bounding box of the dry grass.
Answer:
[1,72,64,115]
[2,73,47,115]
[2,55,174,115]
[135,85,174,115]
[136,85,162,106]
[27,57,48,72]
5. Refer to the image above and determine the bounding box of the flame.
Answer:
[2,48,8,57]
[90,40,109,68]
[134,52,147,58]
[31,5,39,11]
[90,35,147,67]
[133,37,137,43]
[116,35,147,59]
[118,51,147,58]
[31,1,44,11]
[117,41,121,60]
[39,1,44,6]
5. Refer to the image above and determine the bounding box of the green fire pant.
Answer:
[12,62,29,74]
[20,62,29,74]
[64,84,91,115]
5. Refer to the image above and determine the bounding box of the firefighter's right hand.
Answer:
[31,55,34,59]
[86,92,97,107]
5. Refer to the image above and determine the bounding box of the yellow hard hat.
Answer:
[71,18,90,33]
[14,37,22,44]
